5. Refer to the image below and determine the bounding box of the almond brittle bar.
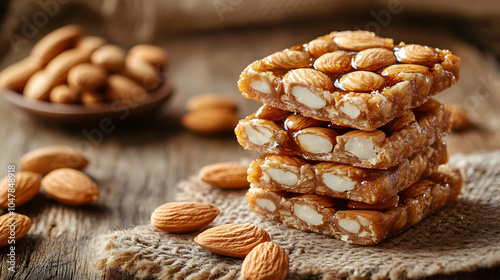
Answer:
[235,99,450,169]
[248,140,447,204]
[238,30,460,130]
[247,165,463,245]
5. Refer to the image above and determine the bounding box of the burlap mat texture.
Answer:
[94,151,500,279]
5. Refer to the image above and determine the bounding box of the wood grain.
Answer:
[0,21,499,280]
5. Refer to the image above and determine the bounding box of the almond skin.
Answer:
[20,146,89,175]
[182,108,239,134]
[91,44,126,72]
[199,162,249,189]
[194,224,271,258]
[67,63,107,91]
[241,242,289,280]
[0,171,41,209]
[42,168,99,206]
[0,213,32,248]
[151,202,219,233]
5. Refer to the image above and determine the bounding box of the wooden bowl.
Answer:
[2,79,174,125]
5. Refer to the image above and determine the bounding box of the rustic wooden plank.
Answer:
[0,20,499,280]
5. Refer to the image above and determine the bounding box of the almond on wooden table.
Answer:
[186,93,238,112]
[241,242,289,280]
[199,162,249,189]
[0,213,32,248]
[0,172,41,209]
[20,146,89,175]
[151,202,219,233]
[194,224,271,258]
[41,168,99,206]
[182,108,239,134]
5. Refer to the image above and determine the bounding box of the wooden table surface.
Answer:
[1,19,500,280]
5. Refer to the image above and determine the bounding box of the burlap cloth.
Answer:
[94,151,500,280]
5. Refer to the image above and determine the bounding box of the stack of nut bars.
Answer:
[235,31,464,245]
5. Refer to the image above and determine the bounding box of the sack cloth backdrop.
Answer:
[94,151,500,280]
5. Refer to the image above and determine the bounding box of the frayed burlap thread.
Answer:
[94,151,500,280]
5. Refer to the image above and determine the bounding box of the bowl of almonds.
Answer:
[0,24,173,124]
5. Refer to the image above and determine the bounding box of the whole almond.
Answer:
[241,242,289,280]
[23,71,54,101]
[128,44,168,68]
[199,162,249,189]
[283,68,334,91]
[194,224,271,258]
[0,56,42,92]
[284,114,324,132]
[182,108,239,134]
[396,44,438,66]
[187,93,238,112]
[0,213,32,247]
[42,168,99,206]
[0,172,41,209]
[353,48,397,71]
[91,44,126,72]
[67,63,107,91]
[151,202,219,233]
[255,50,312,71]
[49,84,80,104]
[123,57,160,90]
[106,74,147,101]
[20,146,89,175]
[31,24,83,64]
[44,47,91,85]
[380,64,429,81]
[339,71,385,92]
[307,38,338,58]
[81,91,105,105]
[313,51,352,74]
[332,30,394,51]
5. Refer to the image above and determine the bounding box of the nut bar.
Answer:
[247,165,463,245]
[238,30,460,130]
[235,99,450,169]
[248,140,447,204]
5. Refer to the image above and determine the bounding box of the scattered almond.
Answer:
[151,202,219,233]
[0,172,41,209]
[20,146,89,175]
[199,162,249,189]
[0,213,32,248]
[194,224,270,258]
[42,168,99,206]
[241,242,289,280]
[186,93,237,112]
[182,108,239,134]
